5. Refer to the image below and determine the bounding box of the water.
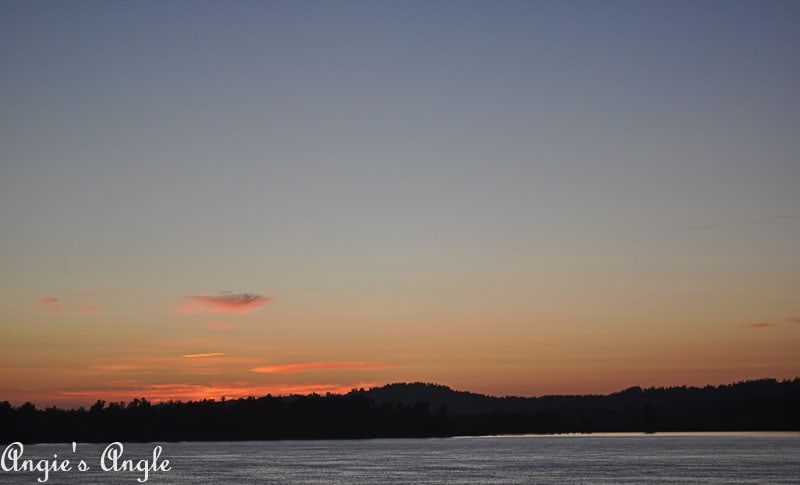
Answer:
[2,433,799,483]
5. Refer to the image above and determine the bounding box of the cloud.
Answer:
[787,318,800,324]
[179,293,272,314]
[251,361,393,374]
[37,297,100,314]
[746,322,774,329]
[209,321,234,330]
[182,352,226,359]
[37,297,61,313]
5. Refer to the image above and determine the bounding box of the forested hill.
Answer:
[2,378,799,443]
[362,379,800,431]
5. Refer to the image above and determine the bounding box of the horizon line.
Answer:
[5,376,798,411]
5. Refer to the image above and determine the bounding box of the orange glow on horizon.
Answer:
[6,381,381,408]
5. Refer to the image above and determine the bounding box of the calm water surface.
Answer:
[2,433,799,483]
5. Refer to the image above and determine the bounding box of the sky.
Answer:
[1,0,799,408]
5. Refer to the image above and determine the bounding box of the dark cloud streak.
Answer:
[180,292,273,314]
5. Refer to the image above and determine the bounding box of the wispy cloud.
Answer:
[179,293,272,314]
[251,361,393,374]
[746,322,774,329]
[89,354,257,374]
[182,352,227,359]
[37,297,100,314]
[37,297,61,313]
[787,317,800,324]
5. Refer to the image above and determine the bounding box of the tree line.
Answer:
[2,378,798,443]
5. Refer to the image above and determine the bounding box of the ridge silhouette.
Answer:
[2,378,798,443]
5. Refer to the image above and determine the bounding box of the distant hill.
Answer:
[364,382,498,415]
[2,378,799,443]
[362,379,800,433]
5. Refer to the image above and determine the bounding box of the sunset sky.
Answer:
[1,1,799,408]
